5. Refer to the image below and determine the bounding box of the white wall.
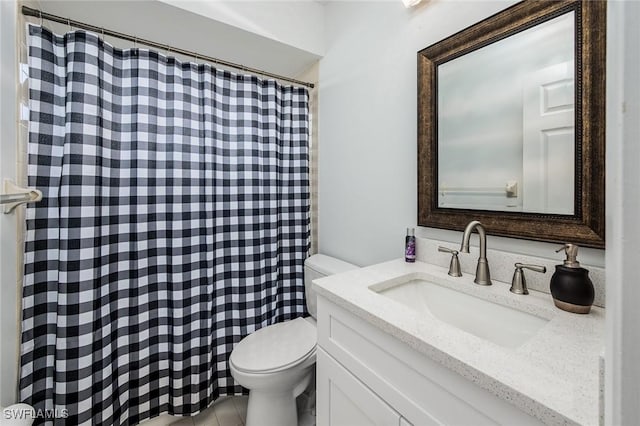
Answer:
[605,1,640,424]
[0,0,20,407]
[318,0,605,268]
[158,0,325,57]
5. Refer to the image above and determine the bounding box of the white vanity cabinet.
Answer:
[316,296,545,426]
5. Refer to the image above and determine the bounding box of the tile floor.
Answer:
[140,396,247,426]
[141,393,316,426]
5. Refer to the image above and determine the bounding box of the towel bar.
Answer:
[1,179,42,214]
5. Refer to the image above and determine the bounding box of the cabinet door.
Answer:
[317,348,401,426]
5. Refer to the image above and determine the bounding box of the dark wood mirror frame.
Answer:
[417,0,606,248]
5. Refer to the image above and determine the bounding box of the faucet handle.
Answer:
[510,263,547,295]
[438,246,457,254]
[438,246,462,277]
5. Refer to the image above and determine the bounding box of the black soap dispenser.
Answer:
[550,243,594,314]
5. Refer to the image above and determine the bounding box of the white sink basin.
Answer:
[373,278,549,348]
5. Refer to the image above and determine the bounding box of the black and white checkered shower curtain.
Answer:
[21,25,309,425]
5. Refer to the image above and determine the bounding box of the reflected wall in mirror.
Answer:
[438,12,575,214]
[418,0,606,247]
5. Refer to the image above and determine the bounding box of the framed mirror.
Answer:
[418,0,606,248]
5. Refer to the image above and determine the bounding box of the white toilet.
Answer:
[229,254,357,426]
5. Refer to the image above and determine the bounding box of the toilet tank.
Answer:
[304,254,358,319]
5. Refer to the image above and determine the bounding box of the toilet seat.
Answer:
[230,317,317,374]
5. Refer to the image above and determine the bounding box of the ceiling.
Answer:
[25,0,324,80]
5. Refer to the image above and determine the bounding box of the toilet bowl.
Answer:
[229,254,358,426]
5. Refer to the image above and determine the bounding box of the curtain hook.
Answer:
[67,18,72,32]
[39,11,43,27]
[134,36,137,49]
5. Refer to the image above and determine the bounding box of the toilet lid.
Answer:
[230,317,317,373]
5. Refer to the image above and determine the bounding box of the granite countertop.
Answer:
[313,259,605,426]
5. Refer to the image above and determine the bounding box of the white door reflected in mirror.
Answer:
[522,61,575,215]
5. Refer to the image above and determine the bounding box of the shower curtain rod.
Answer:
[21,5,315,89]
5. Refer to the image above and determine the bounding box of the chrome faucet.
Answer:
[460,220,492,286]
